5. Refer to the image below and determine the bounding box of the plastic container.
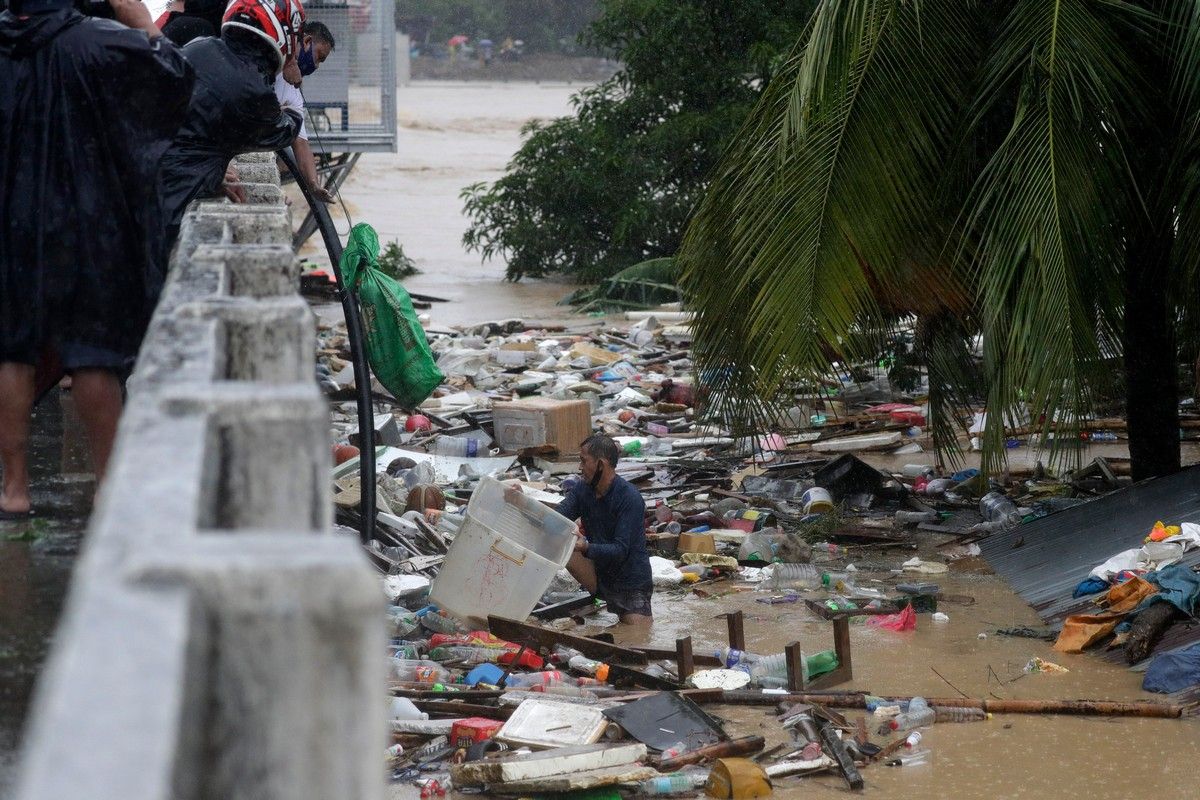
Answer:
[800,487,834,515]
[387,607,421,638]
[567,654,610,681]
[920,478,954,496]
[433,435,488,458]
[429,646,510,666]
[639,774,696,795]
[901,464,934,478]
[822,571,854,592]
[889,697,934,731]
[419,610,464,635]
[886,748,931,767]
[979,492,1020,524]
[750,652,807,685]
[715,647,760,671]
[390,658,452,684]
[504,670,566,689]
[904,731,922,749]
[769,563,820,590]
[935,706,989,723]
[429,475,577,625]
[389,696,430,721]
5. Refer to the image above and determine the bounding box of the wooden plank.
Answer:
[607,663,681,691]
[726,610,745,651]
[833,616,853,681]
[490,765,658,794]
[488,616,648,665]
[785,641,805,691]
[676,637,695,682]
[451,742,647,786]
[633,646,722,667]
[413,701,511,720]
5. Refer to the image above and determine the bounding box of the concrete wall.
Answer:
[13,154,385,800]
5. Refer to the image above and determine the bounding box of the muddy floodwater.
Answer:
[300,81,595,328]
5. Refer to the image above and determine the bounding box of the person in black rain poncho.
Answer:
[158,0,306,251]
[0,0,193,519]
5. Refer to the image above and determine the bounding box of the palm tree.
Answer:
[677,0,1199,481]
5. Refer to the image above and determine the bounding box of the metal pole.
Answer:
[278,146,375,544]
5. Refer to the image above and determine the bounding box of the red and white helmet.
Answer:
[222,0,307,69]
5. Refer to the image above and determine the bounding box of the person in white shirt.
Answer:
[275,20,335,202]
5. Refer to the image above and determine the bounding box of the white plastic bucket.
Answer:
[801,487,834,515]
[430,476,575,625]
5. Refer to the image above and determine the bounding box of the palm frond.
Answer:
[962,0,1143,473]
[678,0,981,433]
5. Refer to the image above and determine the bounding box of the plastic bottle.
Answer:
[886,748,931,767]
[714,647,760,671]
[821,571,854,592]
[750,652,807,685]
[934,706,989,723]
[769,563,819,590]
[901,464,935,478]
[419,610,463,635]
[503,670,565,688]
[387,607,422,638]
[432,435,486,458]
[889,697,935,731]
[637,773,696,795]
[1091,431,1118,442]
[388,696,429,721]
[979,492,1020,523]
[389,642,422,660]
[429,645,511,665]
[904,730,922,749]
[567,654,610,681]
[920,478,954,496]
[390,658,453,684]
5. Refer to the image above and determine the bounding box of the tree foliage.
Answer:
[461,0,817,281]
[679,0,1197,479]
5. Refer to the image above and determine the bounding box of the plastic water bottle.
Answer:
[504,670,565,688]
[567,654,610,681]
[429,646,509,665]
[904,730,922,749]
[889,697,934,731]
[390,659,452,684]
[387,607,421,638]
[769,563,819,590]
[750,651,807,686]
[886,748,931,767]
[638,773,696,795]
[419,610,463,634]
[715,647,760,671]
[433,435,487,458]
[935,706,989,723]
[979,492,1019,523]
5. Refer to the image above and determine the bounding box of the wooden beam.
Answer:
[487,616,648,665]
[725,610,745,651]
[785,641,805,692]
[676,637,695,682]
[633,646,721,667]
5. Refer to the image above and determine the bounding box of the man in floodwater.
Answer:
[0,0,193,518]
[556,433,653,625]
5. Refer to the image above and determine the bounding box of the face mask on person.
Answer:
[297,40,317,76]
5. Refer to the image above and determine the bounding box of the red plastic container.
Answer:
[451,717,504,745]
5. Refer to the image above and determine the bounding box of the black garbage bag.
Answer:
[0,8,194,370]
[158,28,301,248]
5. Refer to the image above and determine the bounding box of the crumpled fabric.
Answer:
[1088,523,1200,581]
[1073,577,1110,598]
[1135,564,1200,617]
[867,604,916,632]
[1143,643,1200,694]
[0,9,193,365]
[1054,577,1159,653]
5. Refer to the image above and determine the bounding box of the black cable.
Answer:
[299,85,356,232]
[278,145,376,545]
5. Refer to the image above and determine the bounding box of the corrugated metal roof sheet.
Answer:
[979,465,1200,664]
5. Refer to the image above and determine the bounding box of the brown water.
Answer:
[299,81,597,329]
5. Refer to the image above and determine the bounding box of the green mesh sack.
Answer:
[340,223,443,407]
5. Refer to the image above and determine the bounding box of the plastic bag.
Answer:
[867,603,917,631]
[340,224,443,407]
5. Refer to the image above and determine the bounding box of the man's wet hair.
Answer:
[304,20,335,49]
[581,433,619,467]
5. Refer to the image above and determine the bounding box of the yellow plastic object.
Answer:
[705,758,773,799]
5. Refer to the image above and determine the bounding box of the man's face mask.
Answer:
[298,40,317,76]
